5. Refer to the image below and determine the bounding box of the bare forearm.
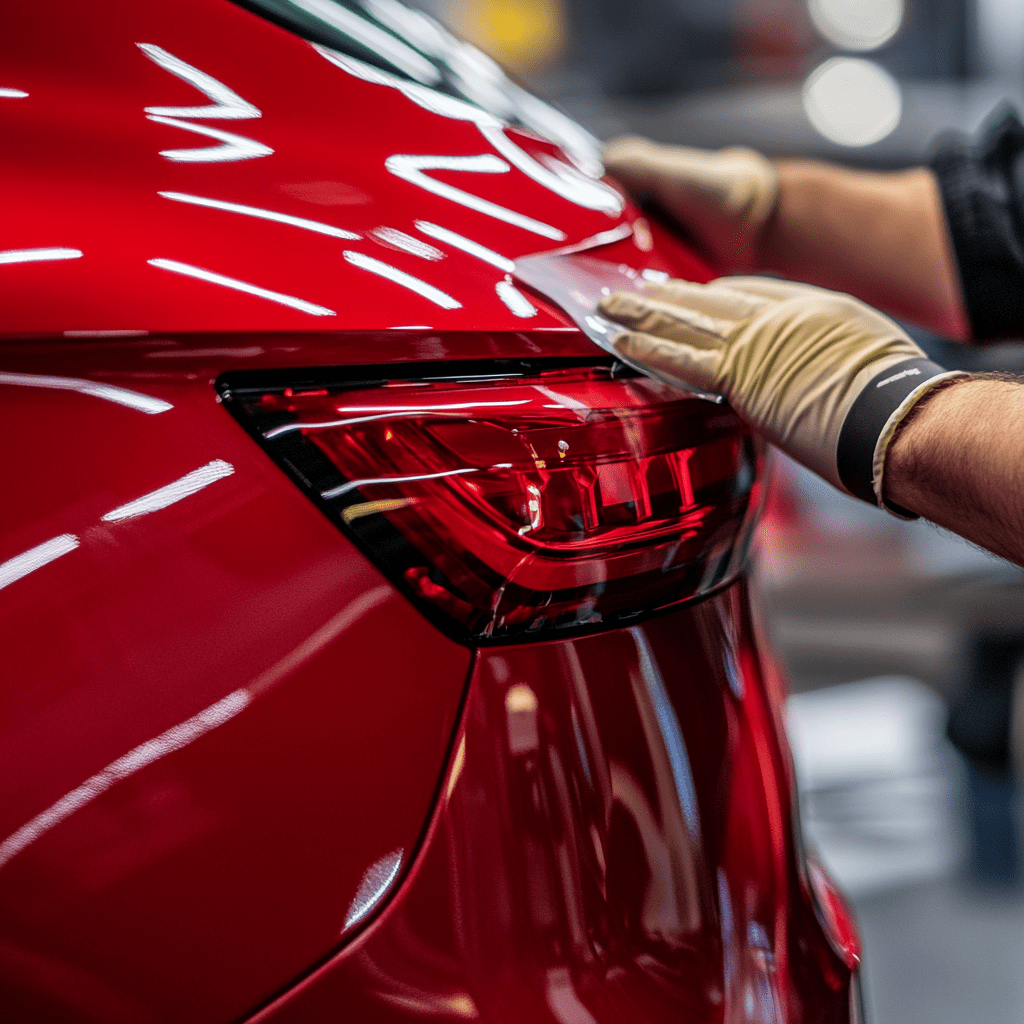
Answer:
[884,377,1024,565]
[758,162,970,340]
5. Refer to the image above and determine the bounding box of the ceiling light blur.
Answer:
[803,57,902,147]
[808,0,903,51]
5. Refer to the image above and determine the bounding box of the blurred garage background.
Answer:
[408,1,1024,1021]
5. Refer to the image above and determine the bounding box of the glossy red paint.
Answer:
[0,0,858,1020]
[0,361,473,1023]
[253,583,855,1024]
[0,0,706,340]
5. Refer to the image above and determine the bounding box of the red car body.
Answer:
[0,1,860,1021]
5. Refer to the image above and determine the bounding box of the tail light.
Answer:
[220,359,763,643]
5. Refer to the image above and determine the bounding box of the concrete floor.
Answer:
[856,877,1024,1024]
[788,677,1024,1024]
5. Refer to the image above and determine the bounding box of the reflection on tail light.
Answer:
[221,359,764,642]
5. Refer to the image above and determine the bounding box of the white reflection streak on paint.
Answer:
[145,116,273,162]
[534,384,590,415]
[138,43,260,118]
[414,221,514,272]
[316,47,620,215]
[137,44,270,162]
[158,192,359,238]
[631,629,702,843]
[0,372,172,414]
[263,400,530,439]
[495,279,537,318]
[535,222,635,259]
[342,250,461,309]
[0,88,29,98]
[0,248,82,265]
[0,690,250,870]
[386,153,565,241]
[0,535,79,593]
[148,259,335,315]
[322,465,504,500]
[101,460,235,522]
[370,226,443,260]
[344,849,404,928]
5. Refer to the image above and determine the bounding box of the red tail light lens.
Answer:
[222,360,763,642]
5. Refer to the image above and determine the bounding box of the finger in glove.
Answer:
[598,291,729,348]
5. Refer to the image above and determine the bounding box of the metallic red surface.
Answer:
[253,582,855,1024]
[0,0,706,340]
[0,363,470,1023]
[0,1,857,1020]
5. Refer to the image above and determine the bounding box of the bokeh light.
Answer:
[802,56,902,147]
[808,0,904,52]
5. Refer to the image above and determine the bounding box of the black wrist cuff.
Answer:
[836,357,948,506]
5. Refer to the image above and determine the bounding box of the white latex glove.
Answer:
[599,277,967,513]
[602,137,779,270]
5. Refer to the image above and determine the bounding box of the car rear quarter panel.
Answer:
[0,356,471,1023]
[251,582,854,1024]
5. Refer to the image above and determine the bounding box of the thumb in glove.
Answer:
[602,137,780,270]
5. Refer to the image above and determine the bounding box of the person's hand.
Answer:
[599,276,965,511]
[602,137,779,270]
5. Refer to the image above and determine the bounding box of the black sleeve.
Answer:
[931,104,1024,341]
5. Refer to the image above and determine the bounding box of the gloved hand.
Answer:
[602,137,779,270]
[599,276,966,513]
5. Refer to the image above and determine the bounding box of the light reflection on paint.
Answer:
[138,43,260,118]
[322,465,480,500]
[495,278,537,318]
[317,48,620,216]
[631,629,702,843]
[386,153,565,241]
[0,590,399,872]
[264,400,530,440]
[0,88,29,98]
[137,43,270,162]
[414,221,514,272]
[146,116,273,162]
[317,47,617,232]
[370,226,444,260]
[480,122,622,216]
[0,247,82,265]
[344,848,404,928]
[0,534,79,593]
[0,689,250,870]
[536,222,635,259]
[445,734,467,800]
[148,259,336,315]
[0,371,171,414]
[641,269,669,284]
[342,250,461,308]
[101,460,235,522]
[359,0,603,177]
[159,191,359,238]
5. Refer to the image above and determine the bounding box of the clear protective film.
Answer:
[513,253,723,404]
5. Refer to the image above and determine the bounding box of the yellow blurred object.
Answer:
[442,0,567,79]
